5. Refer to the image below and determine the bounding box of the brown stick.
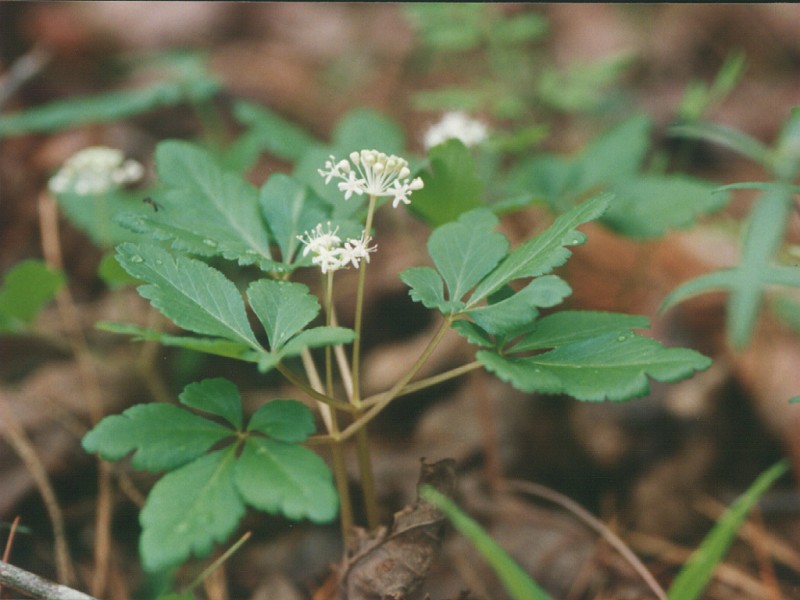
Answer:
[0,560,97,600]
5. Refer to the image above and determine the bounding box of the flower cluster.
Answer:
[297,223,377,274]
[49,146,144,196]
[423,111,489,150]
[318,150,424,208]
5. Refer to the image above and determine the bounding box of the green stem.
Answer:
[362,360,483,407]
[337,315,454,443]
[351,194,378,407]
[324,270,335,399]
[276,364,354,413]
[354,427,379,529]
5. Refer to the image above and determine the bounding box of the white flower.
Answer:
[423,111,489,150]
[339,233,377,268]
[319,149,423,207]
[296,224,377,273]
[48,146,144,196]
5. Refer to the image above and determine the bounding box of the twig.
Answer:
[0,560,97,600]
[38,192,112,596]
[0,46,50,109]
[0,393,75,585]
[0,516,21,598]
[505,479,667,600]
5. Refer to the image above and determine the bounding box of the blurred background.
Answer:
[2,4,800,599]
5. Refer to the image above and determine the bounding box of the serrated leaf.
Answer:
[469,194,610,305]
[259,174,330,264]
[132,141,276,269]
[410,139,485,227]
[428,209,508,305]
[97,252,139,289]
[247,400,315,443]
[0,260,65,332]
[232,101,317,163]
[467,276,571,335]
[575,114,650,191]
[180,378,243,430]
[82,404,233,472]
[247,280,319,351]
[96,321,257,361]
[604,175,730,238]
[400,266,447,310]
[511,311,649,352]
[234,437,338,523]
[666,459,789,600]
[140,448,244,572]
[477,311,711,401]
[451,321,495,348]
[116,243,261,349]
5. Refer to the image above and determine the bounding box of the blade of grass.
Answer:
[666,458,789,600]
[420,485,554,600]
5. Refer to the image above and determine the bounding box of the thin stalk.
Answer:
[362,361,483,407]
[354,426,379,530]
[350,194,378,407]
[276,364,355,413]
[337,316,454,443]
[324,271,335,399]
[181,531,251,596]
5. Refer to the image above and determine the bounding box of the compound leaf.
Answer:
[400,266,447,310]
[116,243,260,349]
[82,404,233,472]
[140,448,244,572]
[235,437,338,523]
[477,311,711,401]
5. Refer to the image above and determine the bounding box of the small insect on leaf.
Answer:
[143,196,162,212]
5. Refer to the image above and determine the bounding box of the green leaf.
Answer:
[470,194,611,305]
[0,78,218,138]
[259,174,330,265]
[477,311,711,401]
[122,141,279,270]
[180,378,243,430]
[604,175,729,238]
[668,122,771,167]
[467,276,572,335]
[116,243,261,349]
[409,139,485,227]
[400,266,447,310]
[97,252,139,289]
[232,101,317,163]
[247,400,315,443]
[428,209,508,307]
[140,448,244,572]
[96,321,257,361]
[0,260,65,332]
[666,459,789,600]
[56,189,155,247]
[234,437,338,523]
[537,53,631,114]
[246,280,319,351]
[420,486,553,600]
[661,187,795,348]
[82,404,234,472]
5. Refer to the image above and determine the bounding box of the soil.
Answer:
[1,4,800,600]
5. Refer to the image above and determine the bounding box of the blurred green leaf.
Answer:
[0,260,65,332]
[232,100,317,164]
[410,139,486,227]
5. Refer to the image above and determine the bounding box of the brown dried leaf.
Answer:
[340,458,456,600]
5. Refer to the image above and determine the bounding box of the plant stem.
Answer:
[336,315,454,443]
[0,560,96,600]
[277,364,355,413]
[354,426,379,529]
[350,194,378,408]
[362,360,483,407]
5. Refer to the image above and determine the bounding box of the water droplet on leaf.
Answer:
[203,239,217,247]
[129,255,144,263]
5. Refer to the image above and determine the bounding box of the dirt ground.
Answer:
[2,4,800,600]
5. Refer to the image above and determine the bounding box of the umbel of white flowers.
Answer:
[49,146,144,195]
[423,111,489,150]
[296,223,376,274]
[318,149,424,208]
